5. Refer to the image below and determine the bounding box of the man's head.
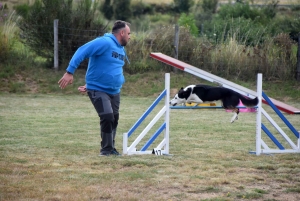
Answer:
[112,20,131,46]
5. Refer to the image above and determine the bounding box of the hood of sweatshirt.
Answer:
[104,33,122,47]
[103,33,130,64]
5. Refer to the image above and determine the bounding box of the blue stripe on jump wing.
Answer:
[262,123,285,150]
[140,123,166,151]
[127,90,166,137]
[262,91,299,138]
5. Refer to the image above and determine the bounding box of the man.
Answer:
[58,20,131,156]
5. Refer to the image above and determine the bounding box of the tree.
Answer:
[174,0,194,13]
[178,13,199,36]
[202,0,218,14]
[113,0,132,21]
[100,0,113,20]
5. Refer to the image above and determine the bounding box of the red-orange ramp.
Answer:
[261,98,300,115]
[150,52,300,115]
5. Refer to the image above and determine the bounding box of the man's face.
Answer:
[120,25,130,46]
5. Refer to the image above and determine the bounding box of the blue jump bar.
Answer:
[127,89,166,137]
[262,91,299,138]
[140,123,166,151]
[262,123,285,150]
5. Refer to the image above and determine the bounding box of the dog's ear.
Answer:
[178,88,184,93]
[180,87,184,90]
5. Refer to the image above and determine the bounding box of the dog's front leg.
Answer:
[230,108,240,123]
[186,97,192,104]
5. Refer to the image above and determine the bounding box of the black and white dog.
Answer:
[170,84,258,123]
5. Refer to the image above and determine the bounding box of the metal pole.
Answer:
[54,19,59,70]
[173,24,179,73]
[164,73,170,154]
[256,73,262,155]
[296,32,300,81]
[123,133,128,155]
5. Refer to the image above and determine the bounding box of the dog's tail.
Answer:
[239,95,259,107]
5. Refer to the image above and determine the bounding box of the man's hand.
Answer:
[78,84,87,94]
[58,73,73,89]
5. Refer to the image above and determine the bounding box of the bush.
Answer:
[218,3,262,22]
[202,0,218,13]
[269,14,300,42]
[124,25,201,73]
[173,0,194,13]
[15,0,108,67]
[100,0,113,20]
[0,2,9,24]
[113,0,132,21]
[150,3,176,14]
[125,21,297,80]
[0,10,19,64]
[0,31,10,63]
[131,1,154,17]
[261,0,278,19]
[178,13,198,36]
[13,3,30,19]
[202,17,271,46]
[217,2,277,25]
[194,0,285,46]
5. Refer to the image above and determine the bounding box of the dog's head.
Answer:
[169,87,193,106]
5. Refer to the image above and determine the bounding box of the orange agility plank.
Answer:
[262,98,300,115]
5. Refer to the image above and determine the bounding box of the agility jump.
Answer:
[123,73,170,155]
[150,52,299,155]
[122,53,299,155]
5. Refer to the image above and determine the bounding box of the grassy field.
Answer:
[1,0,300,200]
[1,93,300,201]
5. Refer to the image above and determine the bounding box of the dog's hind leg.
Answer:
[230,108,240,123]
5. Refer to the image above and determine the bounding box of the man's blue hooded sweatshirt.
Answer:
[66,33,128,95]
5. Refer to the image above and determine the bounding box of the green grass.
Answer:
[1,93,300,200]
[1,1,300,199]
